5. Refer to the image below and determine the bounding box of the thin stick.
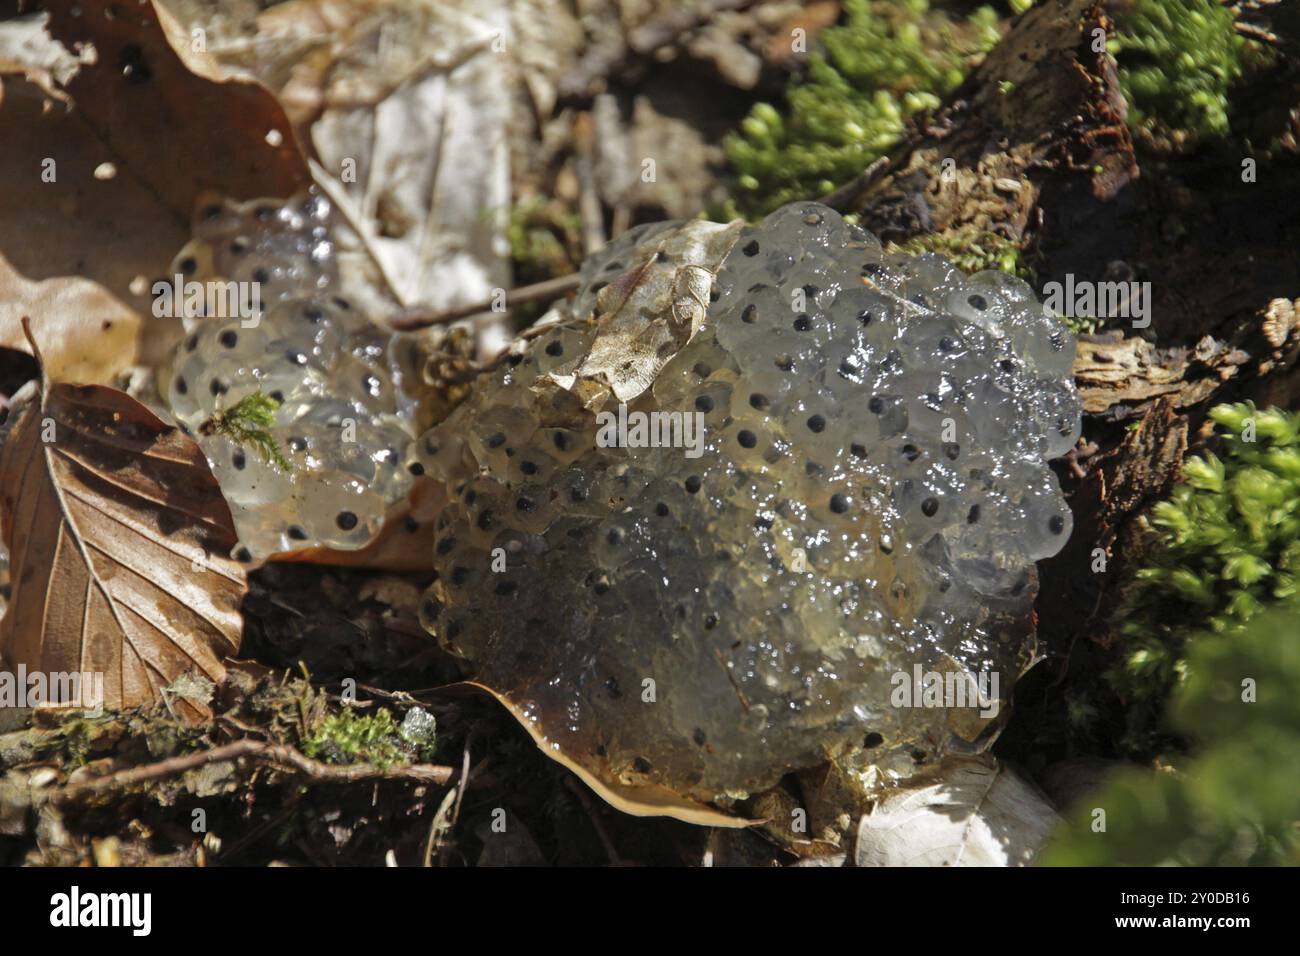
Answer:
[1234,21,1282,46]
[19,317,51,405]
[56,739,455,798]
[449,733,474,831]
[309,159,411,308]
[819,156,892,212]
[386,273,582,332]
[574,111,607,255]
[422,786,458,867]
[434,732,476,867]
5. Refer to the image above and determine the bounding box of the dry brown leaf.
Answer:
[0,1,310,370]
[0,327,247,721]
[42,0,309,219]
[0,251,140,384]
[0,75,179,371]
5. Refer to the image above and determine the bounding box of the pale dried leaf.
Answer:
[0,371,247,722]
[305,0,513,354]
[549,219,743,403]
[855,756,1060,867]
[0,11,79,99]
[0,252,140,384]
[153,0,516,355]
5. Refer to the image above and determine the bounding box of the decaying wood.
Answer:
[835,1,1137,244]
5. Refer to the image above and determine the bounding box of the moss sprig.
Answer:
[199,390,292,473]
[1109,0,1250,148]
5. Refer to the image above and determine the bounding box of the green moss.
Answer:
[887,226,1029,279]
[725,0,1002,217]
[1044,599,1300,866]
[303,705,412,768]
[199,390,290,472]
[1110,0,1247,148]
[508,198,580,283]
[1110,402,1300,752]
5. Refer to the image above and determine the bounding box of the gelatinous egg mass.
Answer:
[160,192,419,560]
[418,202,1081,802]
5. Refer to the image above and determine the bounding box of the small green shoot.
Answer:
[199,390,292,472]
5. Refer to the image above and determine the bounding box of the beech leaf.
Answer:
[0,326,247,721]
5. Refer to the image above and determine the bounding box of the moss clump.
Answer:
[302,703,437,768]
[1110,0,1247,148]
[1044,598,1300,866]
[1111,402,1300,750]
[725,0,1002,217]
[887,226,1029,280]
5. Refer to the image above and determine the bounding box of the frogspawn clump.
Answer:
[418,202,1080,801]
[160,192,422,560]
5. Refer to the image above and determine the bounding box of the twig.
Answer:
[449,733,474,831]
[435,731,476,867]
[575,111,607,255]
[421,786,458,867]
[385,273,582,331]
[56,739,455,799]
[308,158,411,308]
[819,156,892,212]
[1234,21,1282,46]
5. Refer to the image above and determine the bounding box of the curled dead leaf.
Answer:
[0,325,247,721]
[462,682,758,829]
[544,219,743,404]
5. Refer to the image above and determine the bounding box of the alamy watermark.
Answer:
[890,664,1000,719]
[0,665,104,713]
[1041,274,1151,329]
[595,403,706,459]
[50,886,151,936]
[152,274,262,327]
